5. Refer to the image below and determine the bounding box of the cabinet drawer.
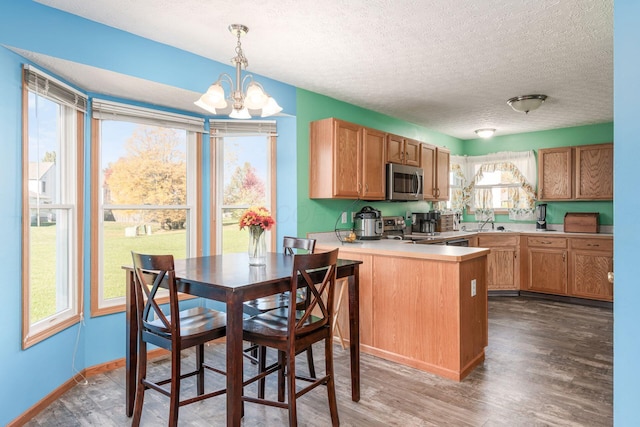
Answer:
[570,238,613,252]
[478,235,518,247]
[527,236,567,248]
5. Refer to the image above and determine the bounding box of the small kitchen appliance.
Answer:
[411,211,441,234]
[354,206,383,240]
[382,216,406,239]
[535,203,548,231]
[386,163,424,201]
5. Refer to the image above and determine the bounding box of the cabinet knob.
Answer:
[608,272,614,284]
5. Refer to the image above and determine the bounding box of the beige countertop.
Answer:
[308,228,613,263]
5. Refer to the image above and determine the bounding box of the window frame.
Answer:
[209,120,277,254]
[90,103,205,317]
[21,68,85,349]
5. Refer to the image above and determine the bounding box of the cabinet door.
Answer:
[479,235,520,290]
[486,248,519,290]
[420,143,437,199]
[569,249,613,301]
[435,148,450,201]
[538,147,572,200]
[527,248,567,294]
[404,139,421,166]
[361,128,386,200]
[386,134,405,164]
[333,120,361,198]
[575,143,613,200]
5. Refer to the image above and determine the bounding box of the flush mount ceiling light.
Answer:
[507,94,547,114]
[195,24,282,119]
[475,128,496,138]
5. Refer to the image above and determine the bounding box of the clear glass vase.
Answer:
[248,226,267,266]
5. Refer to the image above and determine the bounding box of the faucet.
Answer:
[478,217,494,232]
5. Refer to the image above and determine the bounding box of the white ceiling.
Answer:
[28,0,612,140]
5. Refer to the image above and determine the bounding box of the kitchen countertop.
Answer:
[309,227,613,262]
[309,231,490,262]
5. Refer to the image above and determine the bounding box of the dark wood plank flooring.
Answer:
[24,297,613,426]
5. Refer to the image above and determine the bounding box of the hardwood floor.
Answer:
[24,297,613,426]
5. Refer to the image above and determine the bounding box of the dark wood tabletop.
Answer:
[125,252,362,427]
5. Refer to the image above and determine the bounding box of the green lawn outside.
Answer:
[29,220,252,320]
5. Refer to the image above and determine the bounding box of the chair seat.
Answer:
[243,307,326,341]
[146,307,226,338]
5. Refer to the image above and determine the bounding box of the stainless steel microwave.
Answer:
[386,163,424,201]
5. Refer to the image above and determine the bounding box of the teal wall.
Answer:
[295,89,463,237]
[462,123,614,225]
[295,86,613,233]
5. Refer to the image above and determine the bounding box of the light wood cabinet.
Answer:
[478,234,520,291]
[537,143,613,201]
[574,144,614,199]
[309,118,385,200]
[421,144,450,201]
[538,147,573,200]
[386,134,420,166]
[568,237,613,301]
[524,236,568,295]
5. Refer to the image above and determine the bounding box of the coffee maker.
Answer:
[535,203,548,231]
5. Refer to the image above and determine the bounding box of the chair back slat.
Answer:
[131,252,178,335]
[283,236,316,255]
[287,249,339,337]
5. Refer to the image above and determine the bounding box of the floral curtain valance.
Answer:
[449,151,537,220]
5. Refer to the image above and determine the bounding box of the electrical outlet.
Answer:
[351,212,356,222]
[471,279,477,297]
[341,212,347,224]
[405,210,411,221]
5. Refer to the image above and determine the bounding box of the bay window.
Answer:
[22,66,85,347]
[90,100,204,314]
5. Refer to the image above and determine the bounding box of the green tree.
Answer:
[106,126,186,228]
[42,151,56,163]
[224,162,265,208]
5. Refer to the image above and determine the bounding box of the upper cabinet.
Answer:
[574,144,614,200]
[421,143,450,201]
[386,134,420,166]
[537,143,613,201]
[309,118,385,200]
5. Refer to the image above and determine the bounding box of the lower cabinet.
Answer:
[477,234,520,291]
[568,238,613,301]
[524,236,568,295]
[522,235,613,301]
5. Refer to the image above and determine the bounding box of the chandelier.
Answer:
[195,24,282,119]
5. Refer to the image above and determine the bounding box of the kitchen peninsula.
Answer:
[311,233,490,381]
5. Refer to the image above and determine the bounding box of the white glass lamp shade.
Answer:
[260,96,283,117]
[475,128,496,138]
[244,83,269,109]
[507,95,547,114]
[194,83,227,113]
[229,107,251,119]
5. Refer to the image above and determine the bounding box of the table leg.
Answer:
[125,270,137,416]
[226,293,244,426]
[347,265,360,402]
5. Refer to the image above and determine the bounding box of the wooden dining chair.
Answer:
[243,236,318,398]
[242,248,340,427]
[130,252,227,427]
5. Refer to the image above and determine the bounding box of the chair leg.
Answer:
[169,347,181,427]
[306,345,316,378]
[325,337,339,426]
[196,344,205,395]
[132,341,147,427]
[277,351,286,402]
[258,345,267,399]
[286,350,298,427]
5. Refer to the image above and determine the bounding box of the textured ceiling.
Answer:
[31,0,613,140]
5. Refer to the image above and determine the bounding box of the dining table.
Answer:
[124,251,362,427]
